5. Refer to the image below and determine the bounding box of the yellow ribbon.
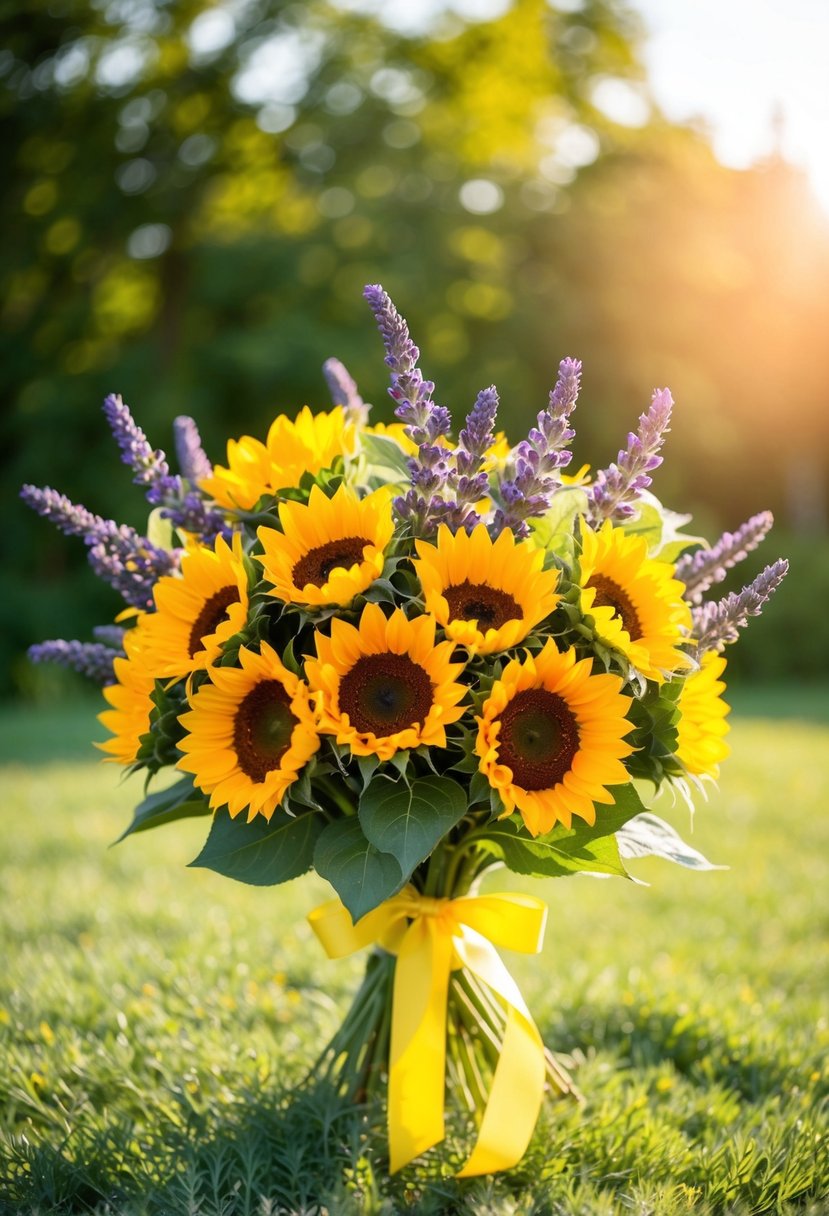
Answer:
[308,887,547,1176]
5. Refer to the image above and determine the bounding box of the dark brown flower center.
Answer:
[188,586,240,657]
[292,537,372,589]
[496,688,580,791]
[443,580,521,630]
[232,680,298,783]
[587,575,642,639]
[339,652,434,737]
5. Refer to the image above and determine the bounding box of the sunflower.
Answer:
[97,622,156,766]
[199,406,353,511]
[177,642,319,821]
[414,524,560,655]
[476,640,634,835]
[578,520,692,682]
[676,653,731,777]
[257,484,394,608]
[305,603,467,760]
[141,533,250,679]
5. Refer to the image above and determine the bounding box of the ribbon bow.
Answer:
[308,887,547,1176]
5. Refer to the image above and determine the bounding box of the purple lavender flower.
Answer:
[587,387,673,525]
[21,484,177,609]
[93,624,126,649]
[676,511,774,603]
[364,284,453,533]
[493,357,582,538]
[104,393,171,489]
[28,639,124,685]
[440,387,499,531]
[103,395,226,542]
[323,358,369,425]
[692,559,789,655]
[173,416,213,483]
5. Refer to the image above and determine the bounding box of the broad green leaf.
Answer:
[481,817,629,879]
[189,808,324,886]
[530,486,590,559]
[480,784,647,879]
[359,432,411,484]
[359,775,467,880]
[115,776,209,842]
[314,818,404,921]
[616,812,725,870]
[624,490,706,561]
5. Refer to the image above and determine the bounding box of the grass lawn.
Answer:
[1,687,827,1214]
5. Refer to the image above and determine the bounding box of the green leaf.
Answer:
[115,776,209,842]
[623,491,706,560]
[616,812,725,870]
[480,784,647,879]
[359,775,468,880]
[189,808,324,886]
[314,818,404,921]
[360,432,412,484]
[530,486,589,560]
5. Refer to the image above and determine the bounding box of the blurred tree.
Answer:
[2,0,827,696]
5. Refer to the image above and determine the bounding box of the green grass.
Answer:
[1,691,828,1214]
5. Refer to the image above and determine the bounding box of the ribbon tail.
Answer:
[388,918,453,1173]
[453,931,546,1178]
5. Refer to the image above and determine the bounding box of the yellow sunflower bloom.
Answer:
[579,520,692,682]
[177,642,319,821]
[142,533,249,679]
[305,603,467,760]
[257,484,394,608]
[676,653,731,777]
[97,622,156,766]
[413,524,560,655]
[476,640,634,835]
[199,406,353,511]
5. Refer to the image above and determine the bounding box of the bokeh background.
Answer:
[3,0,828,701]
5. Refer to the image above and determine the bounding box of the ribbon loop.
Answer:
[309,887,548,1176]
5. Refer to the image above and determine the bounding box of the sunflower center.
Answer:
[339,652,434,736]
[292,537,372,589]
[188,586,240,657]
[232,680,298,783]
[496,688,580,791]
[587,575,643,639]
[443,580,521,630]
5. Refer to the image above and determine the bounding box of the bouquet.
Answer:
[22,285,788,1176]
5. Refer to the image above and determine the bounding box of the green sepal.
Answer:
[358,774,467,881]
[314,818,404,922]
[115,776,210,842]
[189,807,324,886]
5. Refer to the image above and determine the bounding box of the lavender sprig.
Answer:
[364,284,453,532]
[587,387,673,525]
[323,358,369,426]
[93,624,126,649]
[20,484,177,609]
[104,395,226,541]
[173,415,213,483]
[692,559,789,656]
[442,386,500,531]
[676,511,774,603]
[494,357,582,538]
[28,639,124,685]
